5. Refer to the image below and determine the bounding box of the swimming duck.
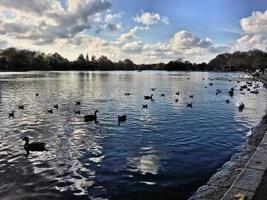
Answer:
[160,94,165,97]
[186,103,193,108]
[229,89,234,97]
[189,95,193,98]
[75,110,81,115]
[118,115,127,126]
[142,104,148,109]
[238,102,245,112]
[144,94,153,100]
[216,90,221,95]
[47,109,53,114]
[23,137,47,155]
[175,98,179,102]
[84,110,99,122]
[226,99,230,103]
[8,111,15,118]
[250,90,259,94]
[150,88,156,91]
[35,93,39,97]
[209,83,213,86]
[176,91,180,95]
[76,101,81,106]
[18,105,24,110]
[54,104,58,109]
[125,93,131,96]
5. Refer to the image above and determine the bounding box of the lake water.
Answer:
[0,71,266,200]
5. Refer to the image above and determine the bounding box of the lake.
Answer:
[0,71,266,200]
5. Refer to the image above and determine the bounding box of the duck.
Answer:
[216,90,221,95]
[229,89,234,97]
[226,99,230,103]
[84,110,99,122]
[142,104,148,109]
[75,110,81,115]
[23,137,47,155]
[47,109,53,114]
[250,90,259,94]
[189,95,193,98]
[54,104,59,109]
[209,83,213,86]
[204,86,207,89]
[118,115,127,126]
[176,91,180,95]
[150,88,156,91]
[186,103,193,108]
[18,105,24,110]
[160,94,165,97]
[125,93,131,96]
[238,102,245,112]
[75,101,81,106]
[8,111,15,118]
[35,93,39,97]
[175,98,179,102]
[144,94,153,100]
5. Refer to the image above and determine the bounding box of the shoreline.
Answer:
[189,75,267,200]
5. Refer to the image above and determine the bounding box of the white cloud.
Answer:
[233,10,267,52]
[233,34,267,51]
[0,0,112,45]
[240,10,267,33]
[169,31,212,49]
[105,12,122,23]
[134,11,169,26]
[122,40,143,53]
[117,26,149,41]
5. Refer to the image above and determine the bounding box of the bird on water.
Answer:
[23,137,48,155]
[84,110,99,122]
[118,115,127,126]
[8,111,15,118]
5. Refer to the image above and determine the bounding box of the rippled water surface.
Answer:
[0,71,266,200]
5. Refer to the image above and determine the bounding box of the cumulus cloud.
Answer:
[234,10,267,52]
[234,34,267,51]
[0,0,112,45]
[0,0,55,15]
[240,10,267,33]
[134,11,169,26]
[169,31,212,49]
[118,26,149,41]
[122,40,143,53]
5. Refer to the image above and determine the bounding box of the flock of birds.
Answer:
[6,77,261,155]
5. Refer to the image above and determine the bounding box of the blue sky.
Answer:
[0,0,266,63]
[109,0,267,43]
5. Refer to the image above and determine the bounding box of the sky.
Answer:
[0,0,266,64]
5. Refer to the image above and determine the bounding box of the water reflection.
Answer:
[127,147,160,176]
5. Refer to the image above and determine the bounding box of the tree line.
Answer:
[0,47,266,72]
